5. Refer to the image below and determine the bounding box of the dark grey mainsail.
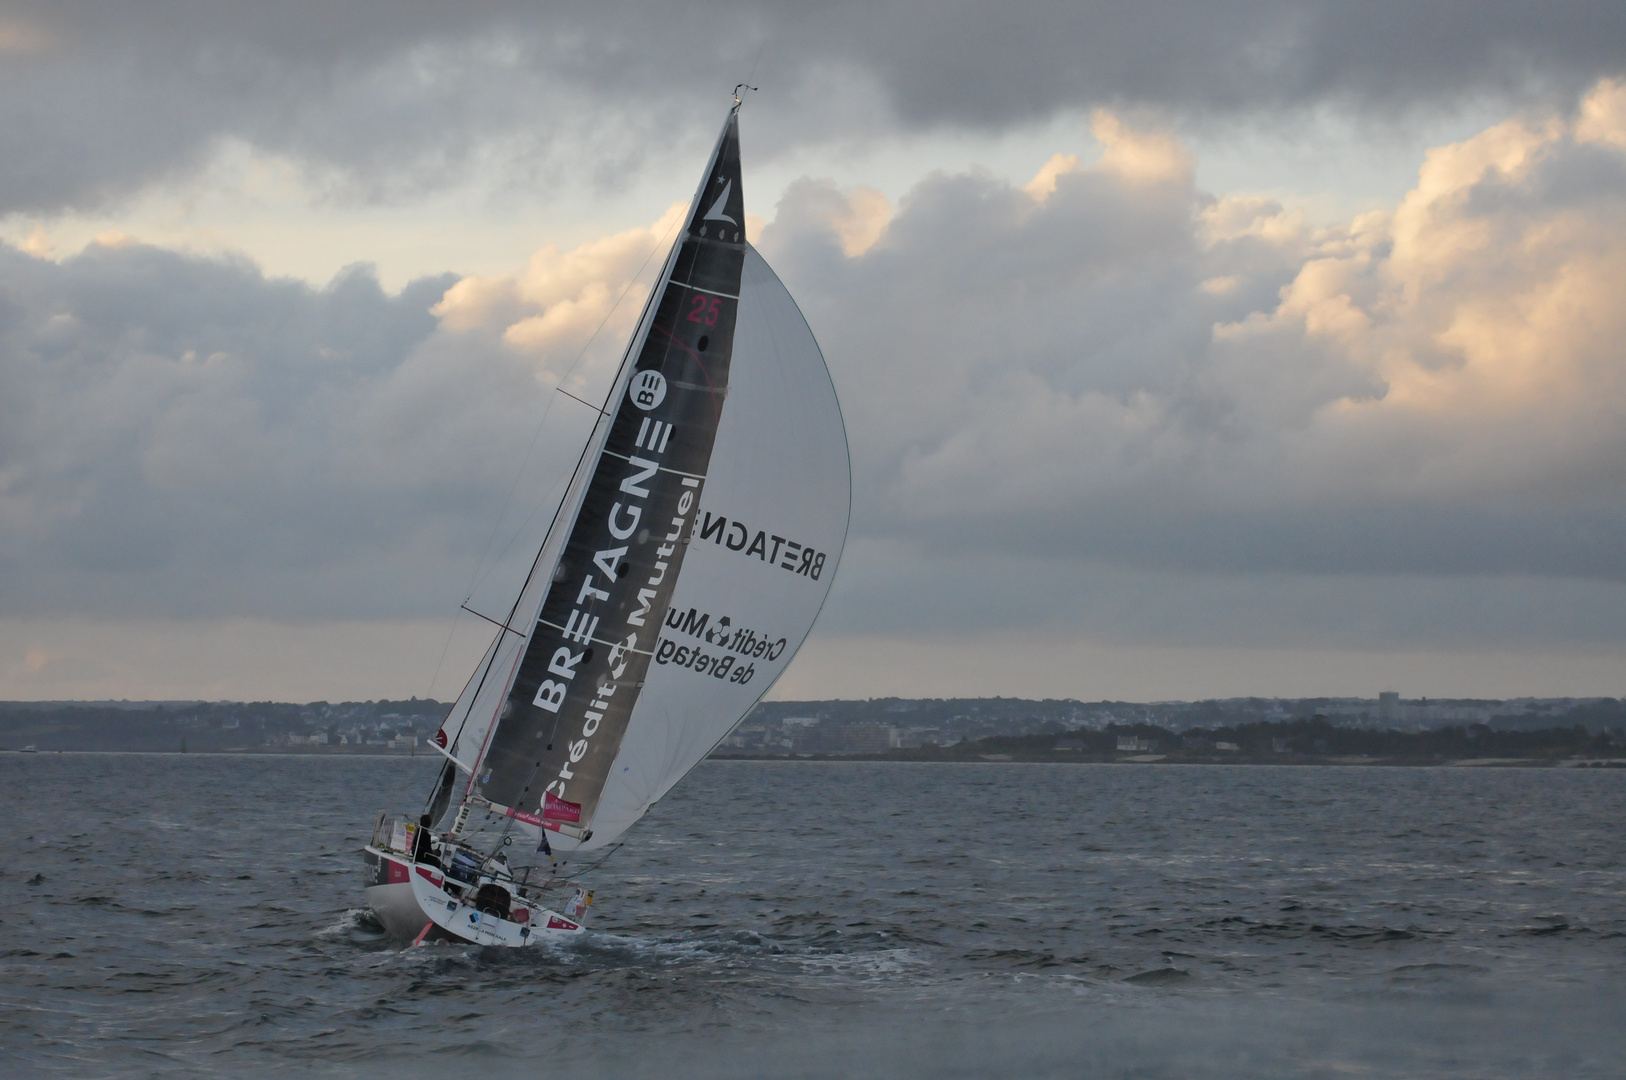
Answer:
[470,111,748,838]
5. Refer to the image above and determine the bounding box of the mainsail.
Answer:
[432,106,849,852]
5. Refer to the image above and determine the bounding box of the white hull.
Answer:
[363,846,585,947]
[364,880,428,938]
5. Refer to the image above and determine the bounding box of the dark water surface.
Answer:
[3,755,1624,1078]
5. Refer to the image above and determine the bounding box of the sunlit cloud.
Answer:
[0,18,48,55]
[1024,153,1081,202]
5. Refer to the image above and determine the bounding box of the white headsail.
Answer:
[578,246,849,847]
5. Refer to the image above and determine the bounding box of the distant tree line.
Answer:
[964,716,1621,761]
[0,698,448,752]
[4,695,1622,758]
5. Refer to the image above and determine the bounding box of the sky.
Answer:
[2,2,1625,703]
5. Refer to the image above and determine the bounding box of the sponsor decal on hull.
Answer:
[368,846,588,948]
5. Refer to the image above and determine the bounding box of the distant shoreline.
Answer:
[7,747,1623,768]
[707,751,1626,768]
[0,746,424,757]
[5,696,1622,760]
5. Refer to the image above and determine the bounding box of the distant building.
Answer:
[1215,741,1240,751]
[1116,736,1157,752]
[1378,691,1399,721]
[796,722,893,755]
[845,723,894,753]
[894,727,943,748]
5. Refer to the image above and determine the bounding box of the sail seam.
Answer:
[599,448,708,480]
[672,280,739,300]
[534,619,657,656]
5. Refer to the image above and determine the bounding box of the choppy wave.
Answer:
[3,755,1625,1077]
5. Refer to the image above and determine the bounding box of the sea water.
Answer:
[3,754,1623,1078]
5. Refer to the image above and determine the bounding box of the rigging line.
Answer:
[421,396,560,704]
[491,241,685,801]
[460,604,525,637]
[569,841,625,879]
[648,320,722,425]
[442,389,608,783]
[418,621,496,813]
[459,391,561,607]
[494,125,738,810]
[438,174,693,810]
[560,204,681,395]
[440,606,535,802]
[421,612,462,705]
[590,228,681,416]
[555,387,607,415]
[495,416,599,633]
[464,210,683,600]
[457,139,715,797]
[465,468,572,609]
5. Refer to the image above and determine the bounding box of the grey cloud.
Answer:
[754,100,1626,588]
[6,85,1626,665]
[2,1,1623,213]
[815,543,1626,649]
[0,238,583,619]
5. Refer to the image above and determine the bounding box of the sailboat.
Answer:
[364,93,850,947]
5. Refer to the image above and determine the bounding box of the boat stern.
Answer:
[363,846,431,938]
[362,822,589,948]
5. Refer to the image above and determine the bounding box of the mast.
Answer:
[454,107,750,841]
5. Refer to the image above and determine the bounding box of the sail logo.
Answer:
[628,369,667,411]
[653,607,790,685]
[654,638,757,684]
[695,512,827,580]
[543,791,581,823]
[704,178,737,225]
[663,607,787,661]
